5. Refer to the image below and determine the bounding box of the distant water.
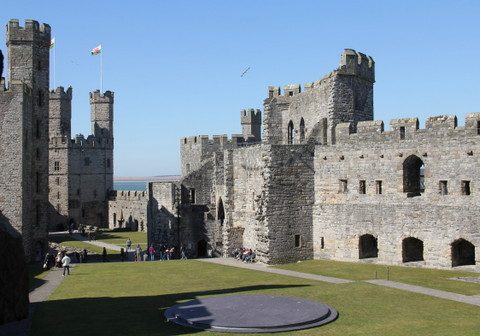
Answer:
[114,181,147,191]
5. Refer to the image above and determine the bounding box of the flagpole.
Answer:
[100,45,103,93]
[53,38,56,89]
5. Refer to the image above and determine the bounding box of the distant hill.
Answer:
[114,175,180,182]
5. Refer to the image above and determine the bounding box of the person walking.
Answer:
[62,253,71,276]
[135,244,142,262]
[148,244,156,261]
[180,246,187,260]
[126,238,132,252]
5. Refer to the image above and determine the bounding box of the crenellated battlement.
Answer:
[109,190,148,202]
[267,49,374,99]
[337,48,375,82]
[90,90,114,103]
[181,134,248,148]
[240,108,261,124]
[50,86,72,100]
[7,19,51,44]
[334,113,480,145]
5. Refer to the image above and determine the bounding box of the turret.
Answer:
[90,90,114,141]
[338,48,375,82]
[49,86,72,138]
[240,108,262,142]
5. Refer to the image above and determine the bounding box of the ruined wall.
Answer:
[314,115,480,269]
[262,145,315,264]
[148,182,178,248]
[263,49,374,146]
[229,145,264,250]
[108,190,148,231]
[0,218,29,325]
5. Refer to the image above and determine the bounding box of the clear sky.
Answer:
[1,1,479,177]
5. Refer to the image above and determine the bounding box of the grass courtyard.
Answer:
[275,259,480,295]
[31,260,480,336]
[96,230,148,249]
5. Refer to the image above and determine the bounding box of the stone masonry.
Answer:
[0,20,51,262]
[48,88,114,230]
[145,48,479,270]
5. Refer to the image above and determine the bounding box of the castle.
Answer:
[0,19,113,262]
[110,48,479,270]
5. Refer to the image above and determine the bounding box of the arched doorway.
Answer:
[451,239,475,267]
[402,237,424,262]
[299,118,305,143]
[133,219,139,231]
[197,239,208,257]
[359,234,378,259]
[403,155,424,197]
[287,120,294,144]
[217,198,225,225]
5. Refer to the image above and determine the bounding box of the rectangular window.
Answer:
[399,126,406,140]
[439,180,448,195]
[190,188,196,203]
[339,179,348,194]
[54,161,60,171]
[477,121,480,135]
[36,204,40,227]
[55,177,60,185]
[376,180,383,194]
[294,234,301,247]
[57,191,60,199]
[320,237,325,249]
[461,180,471,195]
[359,180,366,194]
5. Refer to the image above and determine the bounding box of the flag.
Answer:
[91,45,101,55]
[50,38,55,49]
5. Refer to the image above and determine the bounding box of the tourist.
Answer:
[43,252,51,269]
[148,244,156,261]
[61,253,71,276]
[180,245,187,260]
[55,251,63,267]
[169,246,175,260]
[135,244,142,262]
[82,248,88,263]
[126,238,132,252]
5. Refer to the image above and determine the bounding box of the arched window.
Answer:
[287,120,294,144]
[217,198,225,225]
[403,155,424,197]
[359,234,378,259]
[402,237,424,262]
[451,238,475,267]
[299,118,305,143]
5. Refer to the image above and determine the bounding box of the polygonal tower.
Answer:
[5,19,51,260]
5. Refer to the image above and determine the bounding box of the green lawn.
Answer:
[275,259,480,295]
[96,230,148,249]
[31,260,480,336]
[49,233,119,257]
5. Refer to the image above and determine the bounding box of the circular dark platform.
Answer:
[164,294,338,333]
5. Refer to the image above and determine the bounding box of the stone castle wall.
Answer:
[314,115,480,268]
[108,190,148,231]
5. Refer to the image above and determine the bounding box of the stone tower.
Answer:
[48,87,72,230]
[240,108,261,142]
[90,89,114,195]
[1,19,51,261]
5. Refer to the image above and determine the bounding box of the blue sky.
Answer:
[1,1,479,177]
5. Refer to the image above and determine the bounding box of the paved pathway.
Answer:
[70,232,123,251]
[198,258,353,284]
[366,279,480,307]
[0,267,66,336]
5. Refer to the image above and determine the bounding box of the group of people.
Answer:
[43,250,74,276]
[124,238,187,261]
[233,247,256,262]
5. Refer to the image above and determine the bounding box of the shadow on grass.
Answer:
[31,284,310,336]
[28,265,47,292]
